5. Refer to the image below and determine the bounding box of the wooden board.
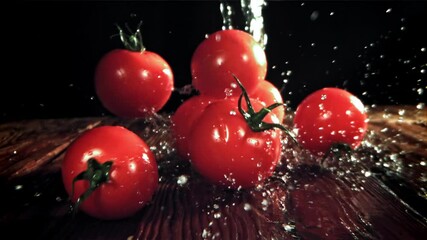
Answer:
[0,106,426,239]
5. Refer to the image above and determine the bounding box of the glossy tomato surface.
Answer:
[95,49,174,118]
[191,29,267,98]
[188,98,282,189]
[293,88,368,156]
[171,95,216,158]
[61,126,158,220]
[251,80,285,123]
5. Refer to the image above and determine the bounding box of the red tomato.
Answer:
[61,126,158,220]
[191,29,267,98]
[95,49,173,117]
[188,98,282,189]
[293,88,368,156]
[171,95,216,158]
[251,80,285,123]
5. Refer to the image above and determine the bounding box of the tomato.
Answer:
[251,80,285,123]
[191,29,267,98]
[293,88,368,156]
[171,82,283,159]
[171,95,216,158]
[95,26,174,118]
[61,126,158,220]
[188,98,282,189]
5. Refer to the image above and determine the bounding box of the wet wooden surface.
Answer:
[0,106,426,239]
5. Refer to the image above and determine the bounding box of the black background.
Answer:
[3,1,426,122]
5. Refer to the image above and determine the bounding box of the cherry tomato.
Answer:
[171,87,281,160]
[191,29,267,98]
[61,126,158,220]
[251,80,285,123]
[188,98,282,189]
[95,49,173,118]
[171,95,216,158]
[293,88,368,156]
[95,26,174,118]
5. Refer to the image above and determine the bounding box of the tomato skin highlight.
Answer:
[95,49,174,118]
[61,126,158,220]
[188,98,282,189]
[293,88,368,156]
[191,29,267,98]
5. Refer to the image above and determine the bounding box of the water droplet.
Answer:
[390,154,399,161]
[202,228,211,238]
[283,224,295,232]
[244,203,252,211]
[224,88,233,97]
[177,175,189,186]
[15,185,23,190]
[310,11,319,21]
[386,8,392,13]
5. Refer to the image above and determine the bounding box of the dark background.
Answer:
[3,1,426,122]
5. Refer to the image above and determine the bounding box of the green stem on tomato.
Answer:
[233,75,298,145]
[115,21,146,52]
[70,158,113,217]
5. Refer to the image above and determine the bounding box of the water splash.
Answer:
[220,0,234,30]
[240,0,268,48]
[219,0,268,48]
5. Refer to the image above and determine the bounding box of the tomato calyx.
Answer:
[116,21,146,52]
[70,158,113,216]
[233,75,298,144]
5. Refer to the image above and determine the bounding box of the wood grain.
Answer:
[0,106,426,239]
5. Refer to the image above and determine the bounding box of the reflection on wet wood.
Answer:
[0,106,426,239]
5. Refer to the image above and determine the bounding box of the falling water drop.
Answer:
[220,0,234,30]
[220,0,268,48]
